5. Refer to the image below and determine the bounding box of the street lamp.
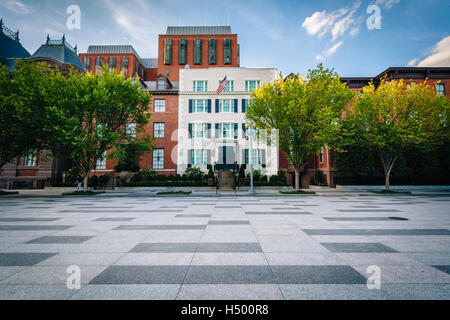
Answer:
[245,122,257,195]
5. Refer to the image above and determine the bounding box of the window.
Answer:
[436,83,445,96]
[219,80,234,92]
[95,151,107,170]
[108,57,116,72]
[95,57,103,74]
[245,80,260,92]
[319,147,325,163]
[192,123,209,139]
[192,150,208,165]
[154,122,165,138]
[121,57,128,76]
[83,57,90,72]
[154,99,166,112]
[126,123,136,138]
[242,99,249,113]
[218,99,234,113]
[157,79,166,90]
[217,123,233,139]
[193,80,208,92]
[192,100,208,113]
[152,148,164,169]
[245,149,262,165]
[23,152,37,166]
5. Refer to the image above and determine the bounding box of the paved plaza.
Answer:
[0,192,449,300]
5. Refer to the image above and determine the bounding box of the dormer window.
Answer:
[157,79,166,90]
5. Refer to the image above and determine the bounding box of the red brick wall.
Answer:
[158,34,239,81]
[138,94,179,174]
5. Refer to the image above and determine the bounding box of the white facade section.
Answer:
[177,67,278,176]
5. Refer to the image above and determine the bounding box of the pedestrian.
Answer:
[76,175,83,192]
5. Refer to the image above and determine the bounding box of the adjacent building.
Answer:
[177,67,278,176]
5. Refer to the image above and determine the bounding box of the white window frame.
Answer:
[218,123,233,139]
[436,83,445,96]
[192,99,208,113]
[192,149,208,165]
[245,149,262,165]
[157,79,165,90]
[193,80,208,92]
[319,147,325,164]
[126,122,136,138]
[219,80,234,92]
[154,99,166,112]
[192,123,209,139]
[23,152,37,167]
[152,148,164,169]
[153,122,165,138]
[218,99,234,113]
[245,80,260,92]
[95,151,107,170]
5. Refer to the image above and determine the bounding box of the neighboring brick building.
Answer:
[279,67,450,189]
[0,34,84,188]
[157,26,239,81]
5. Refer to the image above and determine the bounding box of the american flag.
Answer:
[216,75,227,95]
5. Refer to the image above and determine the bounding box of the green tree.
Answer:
[0,60,52,168]
[46,66,152,189]
[343,78,449,191]
[246,64,354,189]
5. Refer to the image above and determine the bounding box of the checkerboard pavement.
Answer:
[0,193,449,300]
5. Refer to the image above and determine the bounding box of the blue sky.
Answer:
[1,0,449,76]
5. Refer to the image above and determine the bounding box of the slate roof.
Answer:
[86,45,146,65]
[165,26,232,35]
[142,58,158,68]
[0,23,30,69]
[32,44,84,71]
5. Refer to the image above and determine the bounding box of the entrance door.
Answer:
[216,146,235,170]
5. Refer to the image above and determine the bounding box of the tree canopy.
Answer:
[246,64,354,189]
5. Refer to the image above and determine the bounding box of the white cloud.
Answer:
[316,41,344,61]
[302,1,362,42]
[3,0,30,14]
[375,0,400,10]
[411,36,450,67]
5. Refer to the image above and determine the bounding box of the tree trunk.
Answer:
[294,167,300,190]
[83,168,91,191]
[380,155,398,192]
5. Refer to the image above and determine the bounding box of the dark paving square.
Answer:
[26,236,94,244]
[114,225,206,230]
[89,266,188,284]
[208,221,249,225]
[245,211,311,215]
[303,229,450,235]
[433,265,450,275]
[184,266,275,284]
[0,253,57,266]
[321,242,398,253]
[324,217,392,221]
[94,218,136,221]
[0,218,60,222]
[130,243,199,253]
[197,242,262,252]
[175,214,211,218]
[271,265,367,284]
[0,225,73,230]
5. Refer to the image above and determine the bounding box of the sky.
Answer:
[1,0,449,77]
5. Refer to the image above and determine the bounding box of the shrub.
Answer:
[184,167,204,181]
[269,175,279,183]
[310,170,327,186]
[90,175,99,188]
[139,169,159,179]
[168,174,175,181]
[99,175,110,186]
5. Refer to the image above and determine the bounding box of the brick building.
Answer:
[0,33,84,188]
[279,67,450,188]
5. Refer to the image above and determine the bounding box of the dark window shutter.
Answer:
[207,100,212,113]
[189,99,193,113]
[234,99,238,113]
[261,149,266,165]
[188,124,193,138]
[187,149,192,165]
[242,123,247,138]
[234,123,238,139]
[241,99,246,113]
[207,150,211,164]
[215,123,219,138]
[215,100,219,113]
[244,149,249,165]
[207,123,211,139]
